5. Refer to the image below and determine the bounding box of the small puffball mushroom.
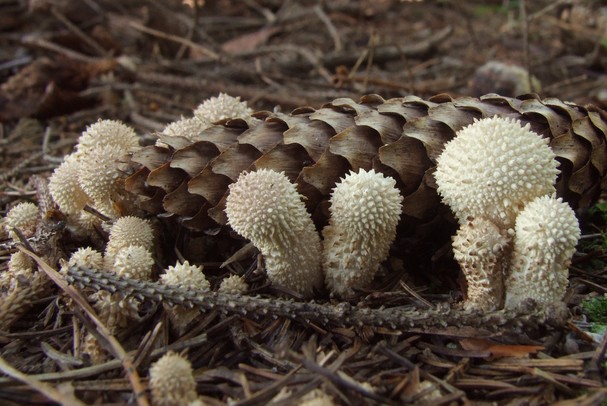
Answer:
[68,247,104,269]
[74,119,139,158]
[225,169,323,297]
[161,116,207,143]
[1,251,35,292]
[81,332,107,365]
[298,389,337,406]
[160,261,210,291]
[104,216,154,267]
[194,92,254,124]
[77,144,130,217]
[505,195,580,308]
[112,245,154,280]
[452,217,511,311]
[48,156,91,216]
[322,169,402,297]
[435,116,559,229]
[160,261,209,334]
[5,202,39,239]
[219,275,248,294]
[149,352,198,406]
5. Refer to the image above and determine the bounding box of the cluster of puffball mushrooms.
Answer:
[1,94,582,403]
[3,94,582,312]
[226,114,581,312]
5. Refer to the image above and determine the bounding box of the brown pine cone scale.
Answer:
[125,93,607,231]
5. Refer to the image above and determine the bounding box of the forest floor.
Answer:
[0,1,607,405]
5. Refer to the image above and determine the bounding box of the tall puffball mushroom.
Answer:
[322,169,403,297]
[434,116,560,310]
[505,195,580,308]
[225,169,323,298]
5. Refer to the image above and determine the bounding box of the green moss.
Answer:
[582,296,607,323]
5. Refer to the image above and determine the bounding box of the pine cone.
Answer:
[125,93,607,231]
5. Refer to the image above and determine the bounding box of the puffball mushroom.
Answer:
[435,116,561,310]
[225,169,323,298]
[193,92,254,124]
[149,352,199,406]
[104,216,154,267]
[452,217,511,311]
[74,119,140,158]
[434,117,558,229]
[112,245,154,280]
[322,169,402,298]
[219,275,248,294]
[5,202,39,239]
[159,261,210,333]
[161,116,207,143]
[505,195,580,308]
[48,156,91,216]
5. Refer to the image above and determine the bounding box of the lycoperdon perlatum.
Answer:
[124,93,607,232]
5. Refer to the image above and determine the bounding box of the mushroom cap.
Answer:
[49,157,90,215]
[112,245,154,280]
[105,216,154,265]
[435,117,559,228]
[505,195,580,307]
[225,169,323,296]
[75,119,139,157]
[77,144,128,212]
[160,261,210,291]
[5,202,39,239]
[68,247,104,269]
[161,116,208,143]
[328,169,402,235]
[149,352,198,406]
[193,92,253,124]
[218,274,248,294]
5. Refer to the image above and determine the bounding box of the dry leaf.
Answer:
[221,26,280,54]
[460,338,544,359]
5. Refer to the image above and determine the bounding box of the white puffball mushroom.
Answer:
[1,251,36,292]
[505,195,580,308]
[48,156,91,216]
[5,202,39,239]
[218,275,248,294]
[112,245,154,280]
[104,216,154,267]
[435,117,559,229]
[194,92,254,124]
[160,261,209,334]
[68,247,104,269]
[160,116,208,143]
[452,217,511,311]
[160,261,209,291]
[225,169,323,298]
[322,169,402,298]
[74,119,139,158]
[149,352,198,406]
[77,144,129,217]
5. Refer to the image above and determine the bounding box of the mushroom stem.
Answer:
[452,217,511,311]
